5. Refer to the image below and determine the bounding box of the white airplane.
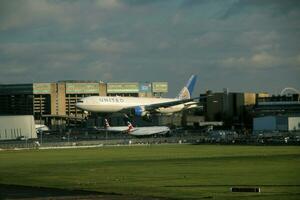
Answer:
[102,119,170,136]
[76,75,198,117]
[101,118,128,132]
[35,124,50,134]
[127,121,170,136]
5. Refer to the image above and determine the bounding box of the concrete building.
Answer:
[253,94,300,117]
[0,81,106,119]
[253,116,300,132]
[199,90,270,128]
[203,90,258,123]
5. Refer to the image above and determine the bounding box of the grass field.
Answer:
[0,144,299,199]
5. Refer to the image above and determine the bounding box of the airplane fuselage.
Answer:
[129,126,170,136]
[76,96,190,114]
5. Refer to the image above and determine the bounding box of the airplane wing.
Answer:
[143,97,199,111]
[93,126,128,132]
[120,97,198,113]
[128,128,170,136]
[106,127,129,132]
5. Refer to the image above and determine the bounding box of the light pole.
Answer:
[25,136,28,148]
[40,130,43,145]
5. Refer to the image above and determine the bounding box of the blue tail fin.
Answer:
[177,75,197,99]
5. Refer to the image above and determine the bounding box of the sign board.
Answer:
[152,82,168,93]
[139,83,151,93]
[33,83,51,94]
[107,83,139,93]
[66,83,99,94]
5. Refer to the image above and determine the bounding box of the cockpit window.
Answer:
[78,100,84,103]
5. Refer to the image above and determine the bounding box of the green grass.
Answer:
[0,144,300,199]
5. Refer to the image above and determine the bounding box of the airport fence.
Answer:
[1,131,299,150]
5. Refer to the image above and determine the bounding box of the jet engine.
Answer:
[134,106,149,117]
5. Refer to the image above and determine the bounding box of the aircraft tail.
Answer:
[104,118,110,128]
[177,75,197,100]
[127,121,134,133]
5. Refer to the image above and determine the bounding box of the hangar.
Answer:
[0,115,37,140]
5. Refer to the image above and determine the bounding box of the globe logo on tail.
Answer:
[178,87,191,100]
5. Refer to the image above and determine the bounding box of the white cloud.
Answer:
[220,52,281,70]
[296,54,300,65]
[46,52,86,63]
[289,54,300,70]
[0,41,87,75]
[157,41,171,50]
[235,31,280,52]
[0,42,78,57]
[95,0,122,9]
[251,52,278,67]
[172,13,182,25]
[221,56,246,67]
[191,32,223,48]
[0,0,116,31]
[88,37,134,54]
[0,63,28,75]
[0,0,67,30]
[0,0,299,94]
[84,61,115,81]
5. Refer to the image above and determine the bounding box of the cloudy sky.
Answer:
[0,0,299,96]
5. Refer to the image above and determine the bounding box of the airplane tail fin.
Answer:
[104,118,110,128]
[177,75,197,100]
[127,121,134,133]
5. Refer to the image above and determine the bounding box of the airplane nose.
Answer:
[76,102,83,109]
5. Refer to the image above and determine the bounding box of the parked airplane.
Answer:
[35,124,50,134]
[127,122,170,136]
[102,119,170,136]
[76,75,198,117]
[102,118,128,132]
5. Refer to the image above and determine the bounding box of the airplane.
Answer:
[102,118,170,136]
[76,75,198,118]
[102,118,128,132]
[126,121,170,136]
[35,124,50,134]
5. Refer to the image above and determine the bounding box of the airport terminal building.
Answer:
[2,80,298,132]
